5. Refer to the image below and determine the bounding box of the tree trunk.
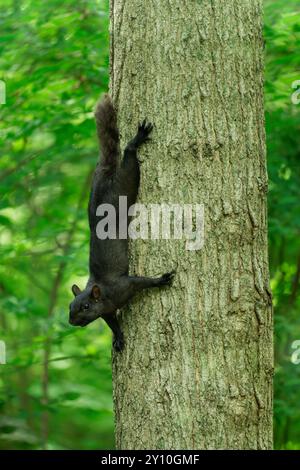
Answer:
[110,0,273,450]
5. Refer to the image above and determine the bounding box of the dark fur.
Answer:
[69,95,175,351]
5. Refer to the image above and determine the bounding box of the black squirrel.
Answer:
[69,95,175,351]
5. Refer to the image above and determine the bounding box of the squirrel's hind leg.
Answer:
[118,120,153,203]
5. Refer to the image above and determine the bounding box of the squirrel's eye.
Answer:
[83,303,89,311]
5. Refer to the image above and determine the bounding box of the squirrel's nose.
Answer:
[69,312,78,326]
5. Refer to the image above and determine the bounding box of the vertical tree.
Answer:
[110,0,273,449]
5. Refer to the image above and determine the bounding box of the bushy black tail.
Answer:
[95,94,119,173]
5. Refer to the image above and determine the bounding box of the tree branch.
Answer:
[41,169,93,449]
[0,153,40,183]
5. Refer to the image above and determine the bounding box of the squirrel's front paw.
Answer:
[136,119,153,144]
[113,334,125,352]
[158,270,176,287]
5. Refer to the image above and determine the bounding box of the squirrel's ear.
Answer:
[91,285,101,300]
[72,284,81,297]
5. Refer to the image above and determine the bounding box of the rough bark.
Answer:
[110,0,273,450]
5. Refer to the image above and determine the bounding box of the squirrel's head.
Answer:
[69,284,106,327]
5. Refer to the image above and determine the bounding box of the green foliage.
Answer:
[0,0,114,450]
[0,0,299,450]
[265,0,300,450]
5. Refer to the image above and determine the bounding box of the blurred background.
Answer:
[0,0,299,450]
